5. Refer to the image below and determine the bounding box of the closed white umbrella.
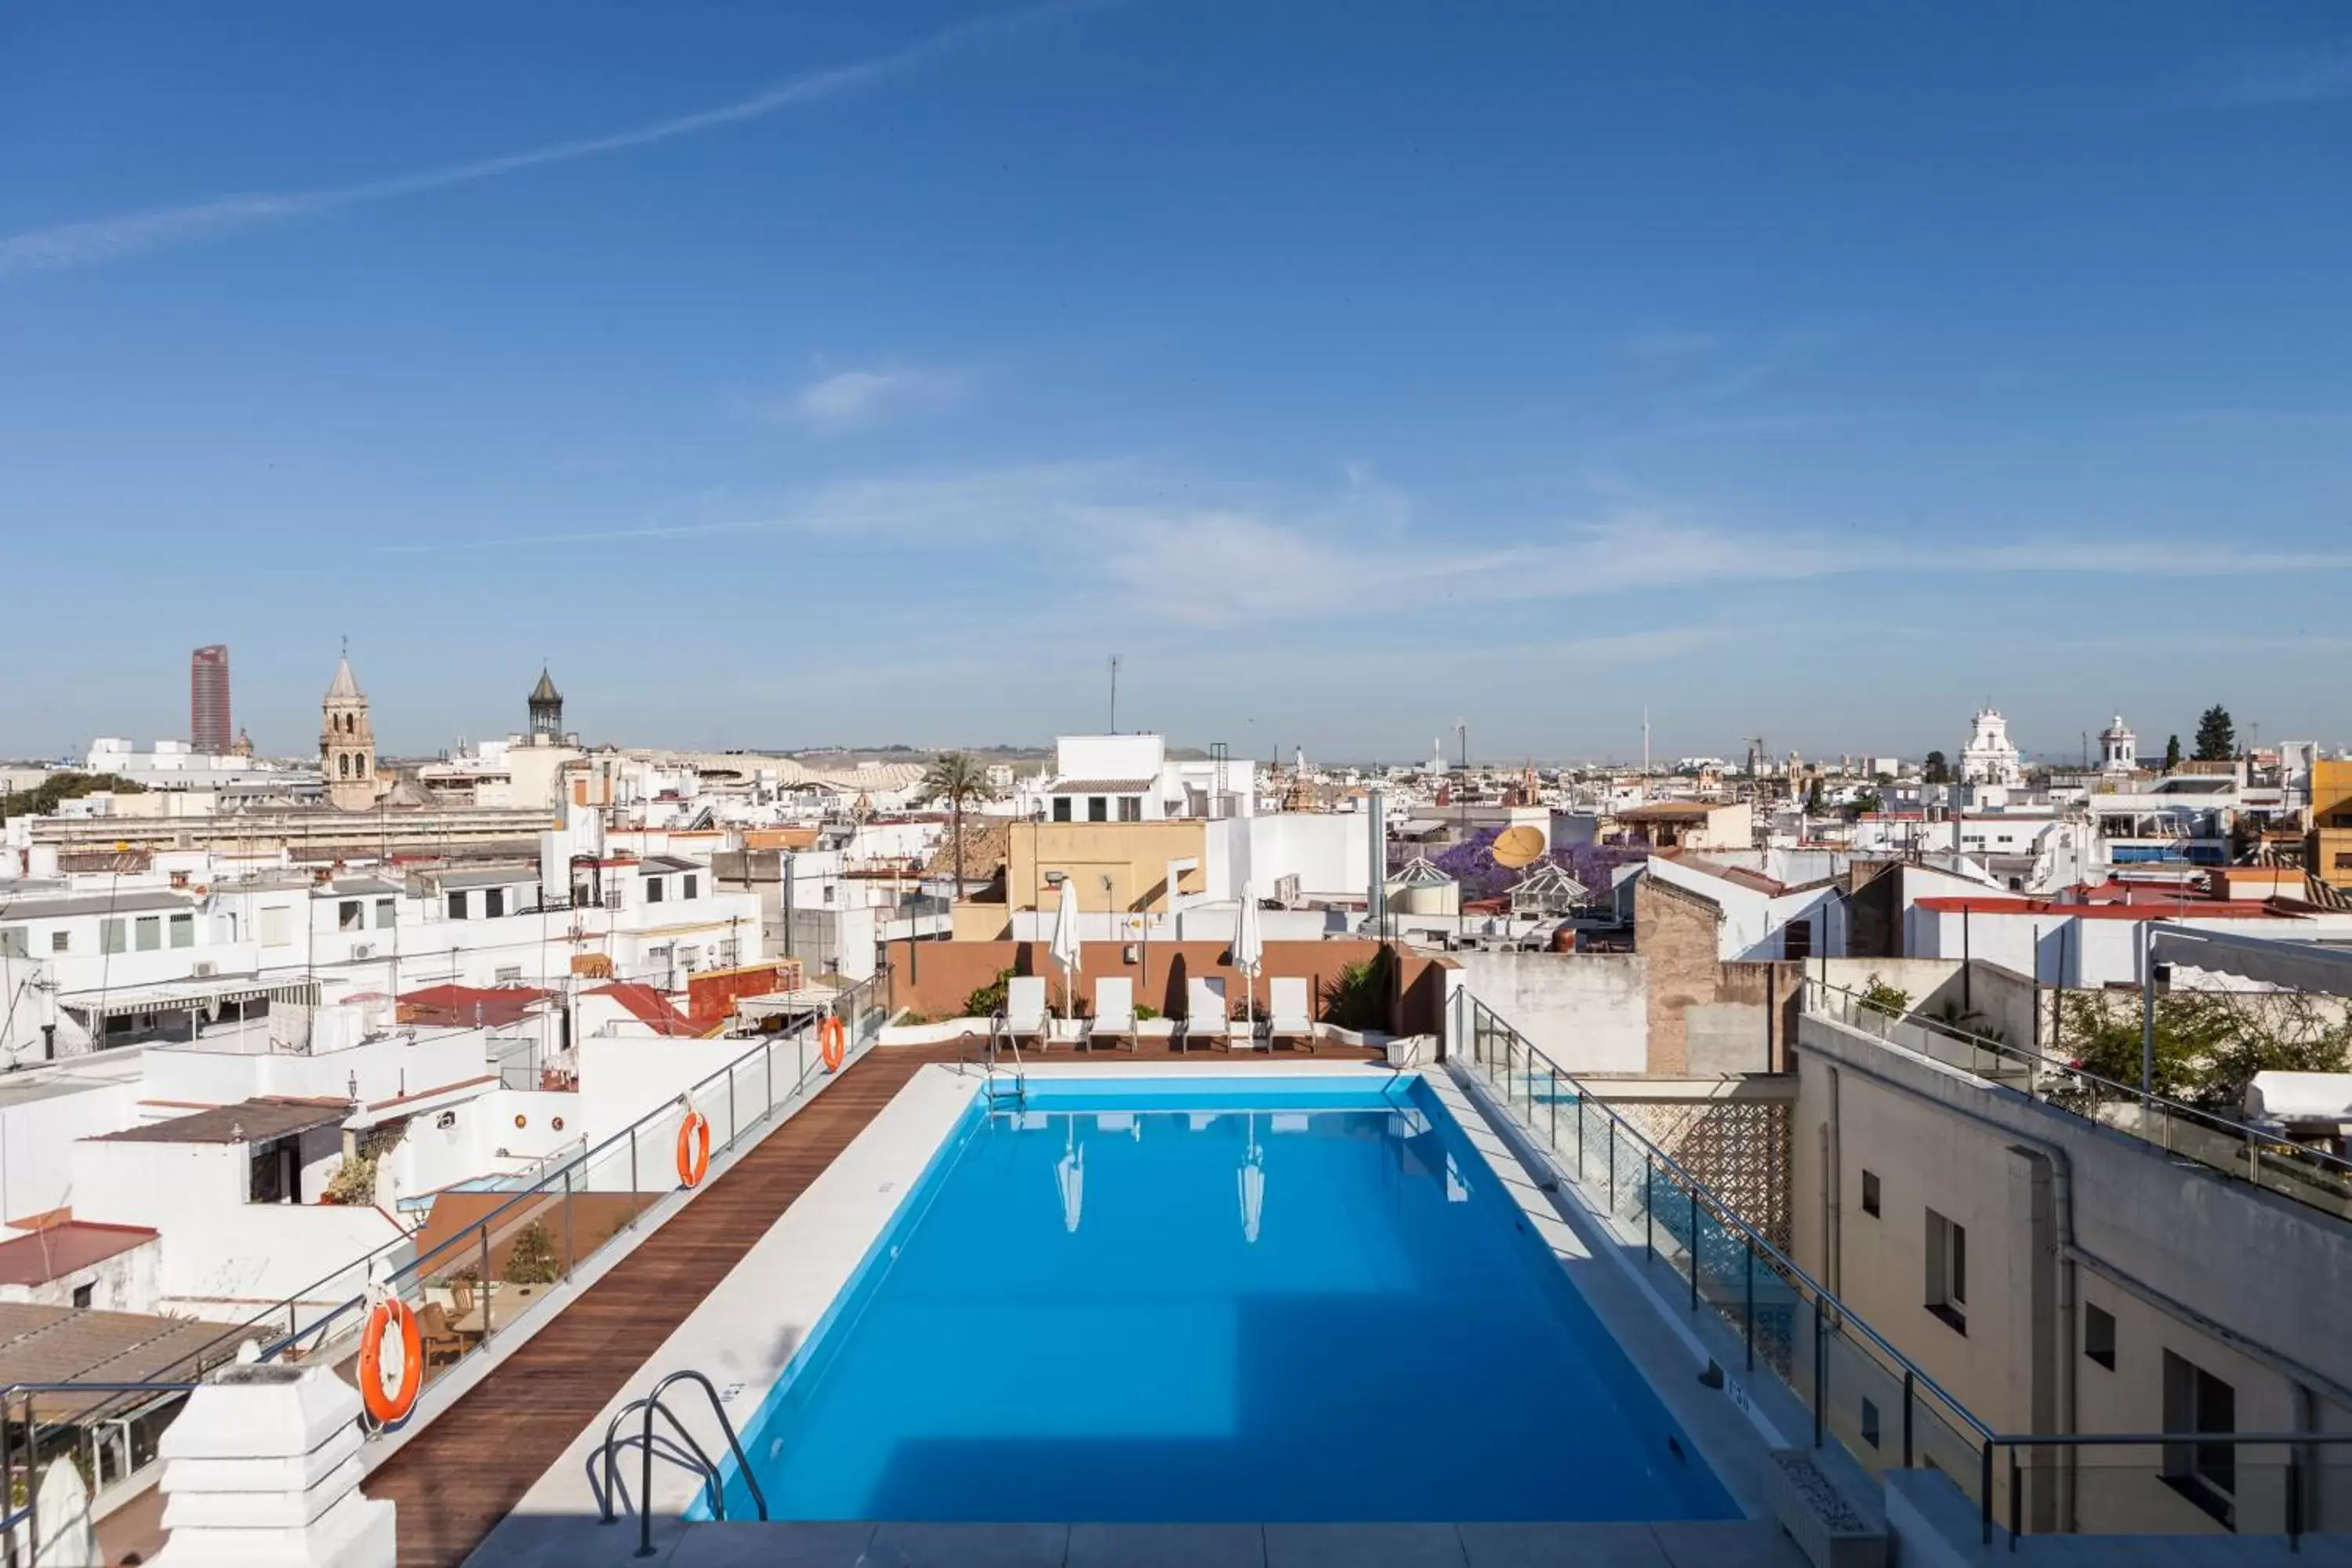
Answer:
[1232,880,1264,1047]
[1051,877,1083,1029]
[1238,1113,1265,1244]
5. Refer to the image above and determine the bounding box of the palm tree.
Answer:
[919,752,997,898]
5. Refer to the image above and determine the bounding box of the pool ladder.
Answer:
[590,1368,768,1558]
[970,1020,1028,1109]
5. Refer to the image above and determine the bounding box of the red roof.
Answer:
[397,985,554,1028]
[583,982,698,1036]
[1916,897,2292,921]
[0,1221,158,1287]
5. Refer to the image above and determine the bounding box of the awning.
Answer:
[0,1302,264,1421]
[59,977,321,1019]
[2149,925,2352,997]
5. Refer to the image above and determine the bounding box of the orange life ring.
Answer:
[820,1015,846,1072]
[676,1109,711,1188]
[357,1298,423,1427]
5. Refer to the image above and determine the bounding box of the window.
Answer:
[484,887,505,919]
[1118,796,1142,822]
[683,874,699,900]
[135,916,161,952]
[2085,1302,2117,1370]
[50,931,69,955]
[339,900,364,931]
[645,878,664,905]
[169,913,194,949]
[259,906,292,947]
[447,891,468,920]
[1925,1208,1966,1333]
[2336,851,2352,871]
[101,919,125,955]
[1087,796,1109,822]
[1860,1397,1881,1450]
[375,898,397,928]
[2162,1350,2237,1527]
[719,939,740,967]
[1783,918,1813,961]
[1052,797,1073,822]
[822,883,836,905]
[71,1283,93,1310]
[1860,1170,1881,1217]
[0,927,27,960]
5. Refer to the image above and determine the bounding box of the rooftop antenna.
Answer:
[1642,707,1650,776]
[1108,655,1120,733]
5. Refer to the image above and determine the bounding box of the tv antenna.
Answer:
[1108,655,1120,733]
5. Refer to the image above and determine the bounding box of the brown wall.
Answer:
[1635,877,1803,1074]
[1636,874,1719,1074]
[885,938,1444,1034]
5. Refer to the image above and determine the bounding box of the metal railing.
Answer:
[0,1381,203,1568]
[1807,980,2352,1222]
[254,976,884,1375]
[1459,995,1997,1507]
[591,1368,766,1559]
[0,975,880,1563]
[1983,1432,2352,1548]
[1466,993,2352,1544]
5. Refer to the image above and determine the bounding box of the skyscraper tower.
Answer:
[528,667,564,744]
[190,644,231,755]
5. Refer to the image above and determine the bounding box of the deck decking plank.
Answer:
[355,1038,1388,1567]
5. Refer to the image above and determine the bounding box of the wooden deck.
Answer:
[357,1039,1386,1567]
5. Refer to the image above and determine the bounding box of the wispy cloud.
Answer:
[0,2,1104,280]
[373,459,2352,626]
[770,366,971,435]
[2192,39,2352,110]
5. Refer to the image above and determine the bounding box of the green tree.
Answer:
[2192,706,2236,762]
[1847,788,1883,818]
[1921,750,1951,785]
[0,772,147,818]
[2163,734,2182,772]
[917,752,998,898]
[501,1219,561,1285]
[2057,990,2352,1111]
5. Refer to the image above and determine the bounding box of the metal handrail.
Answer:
[982,1014,1027,1105]
[249,976,880,1363]
[0,1381,202,1567]
[1808,979,2352,1183]
[1464,995,1996,1443]
[1980,1430,2352,1548]
[593,1369,767,1559]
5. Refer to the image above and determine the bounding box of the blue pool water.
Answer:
[706,1075,1733,1523]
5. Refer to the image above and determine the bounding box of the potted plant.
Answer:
[501,1219,562,1301]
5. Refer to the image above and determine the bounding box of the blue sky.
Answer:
[4,2,2350,764]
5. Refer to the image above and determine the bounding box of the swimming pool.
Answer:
[702,1073,1734,1523]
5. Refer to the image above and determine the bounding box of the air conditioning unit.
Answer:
[191,961,217,978]
[353,944,375,960]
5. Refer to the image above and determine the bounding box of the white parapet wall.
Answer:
[150,1362,393,1568]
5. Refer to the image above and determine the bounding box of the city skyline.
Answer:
[6,2,2351,753]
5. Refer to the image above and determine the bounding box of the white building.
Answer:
[1960,709,2024,788]
[82,739,321,800]
[2099,713,2137,775]
[1017,735,1258,822]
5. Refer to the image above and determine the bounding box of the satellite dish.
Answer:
[1491,824,1547,868]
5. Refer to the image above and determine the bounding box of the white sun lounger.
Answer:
[1090,977,1136,1052]
[1002,975,1048,1054]
[1268,976,1315,1054]
[1185,978,1229,1053]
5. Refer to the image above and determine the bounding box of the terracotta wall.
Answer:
[884,938,1444,1034]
